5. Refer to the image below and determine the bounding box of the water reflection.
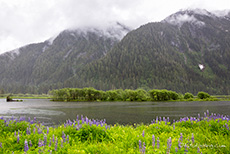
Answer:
[0,99,229,126]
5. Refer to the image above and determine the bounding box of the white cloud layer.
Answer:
[0,0,230,54]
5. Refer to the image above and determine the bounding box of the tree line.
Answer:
[50,87,211,102]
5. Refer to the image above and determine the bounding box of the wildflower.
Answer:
[17,135,20,143]
[197,147,200,153]
[38,139,43,147]
[53,134,55,143]
[29,140,32,147]
[184,144,188,152]
[26,127,30,135]
[139,140,142,150]
[0,142,2,148]
[24,140,29,152]
[175,147,178,152]
[142,142,146,154]
[142,130,145,137]
[49,137,52,147]
[62,131,66,142]
[55,139,58,151]
[152,135,155,150]
[47,127,49,134]
[157,137,160,149]
[44,135,47,146]
[191,133,194,143]
[167,137,172,152]
[179,133,183,141]
[178,141,182,149]
[67,135,70,144]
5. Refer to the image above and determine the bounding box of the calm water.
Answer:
[0,99,229,126]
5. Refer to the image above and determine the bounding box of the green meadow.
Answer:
[0,111,229,154]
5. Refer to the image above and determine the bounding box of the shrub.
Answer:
[197,91,210,99]
[184,92,194,99]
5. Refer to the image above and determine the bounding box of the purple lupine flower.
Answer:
[197,147,200,153]
[157,137,160,149]
[67,135,69,144]
[29,140,32,147]
[167,137,172,151]
[38,139,43,147]
[142,142,146,154]
[61,139,63,147]
[142,130,145,137]
[191,133,194,143]
[184,144,188,152]
[49,138,52,147]
[14,131,17,137]
[175,147,178,153]
[178,140,182,149]
[34,117,36,122]
[47,127,49,134]
[55,138,58,151]
[44,135,47,146]
[24,140,29,152]
[28,117,30,122]
[225,123,229,130]
[17,135,20,143]
[179,133,183,141]
[52,134,55,143]
[26,127,30,135]
[62,131,66,142]
[152,135,155,150]
[173,124,175,130]
[0,142,2,148]
[139,140,142,151]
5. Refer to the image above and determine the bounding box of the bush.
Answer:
[197,91,210,99]
[184,92,194,99]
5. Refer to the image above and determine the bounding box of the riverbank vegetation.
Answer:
[0,111,229,153]
[0,93,51,99]
[49,87,230,102]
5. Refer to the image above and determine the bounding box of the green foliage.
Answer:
[0,114,229,153]
[149,89,179,101]
[51,87,180,102]
[184,92,194,99]
[197,91,211,99]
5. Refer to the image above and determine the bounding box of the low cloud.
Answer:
[0,0,230,54]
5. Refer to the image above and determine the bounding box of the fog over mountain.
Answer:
[1,0,230,54]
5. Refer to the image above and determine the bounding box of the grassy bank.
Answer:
[0,111,229,153]
[0,94,51,99]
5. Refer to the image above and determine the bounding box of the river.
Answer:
[0,99,229,126]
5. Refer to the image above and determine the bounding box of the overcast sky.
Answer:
[0,0,230,54]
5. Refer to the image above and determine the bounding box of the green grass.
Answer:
[0,112,229,154]
[0,94,51,99]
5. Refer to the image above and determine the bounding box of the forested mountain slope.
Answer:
[72,9,230,94]
[1,9,230,94]
[0,23,130,93]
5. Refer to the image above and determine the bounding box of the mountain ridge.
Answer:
[0,9,230,94]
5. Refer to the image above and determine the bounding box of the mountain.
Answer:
[71,9,230,94]
[0,22,131,93]
[1,9,230,95]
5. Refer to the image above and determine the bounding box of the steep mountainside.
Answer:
[0,23,130,93]
[1,9,230,94]
[72,9,230,94]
